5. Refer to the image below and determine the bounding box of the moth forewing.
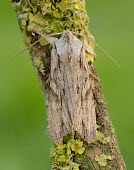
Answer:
[48,30,96,144]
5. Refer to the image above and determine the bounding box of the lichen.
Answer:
[22,31,32,46]
[112,128,115,134]
[33,56,42,68]
[33,56,46,74]
[51,135,85,170]
[94,131,110,144]
[95,154,112,167]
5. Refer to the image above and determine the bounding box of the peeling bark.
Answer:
[10,0,126,169]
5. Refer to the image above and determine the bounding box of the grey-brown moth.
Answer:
[12,30,119,145]
[47,30,96,144]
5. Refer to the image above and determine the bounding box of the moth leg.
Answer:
[84,44,96,60]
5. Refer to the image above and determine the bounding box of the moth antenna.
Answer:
[88,39,120,68]
[72,32,120,68]
[11,31,62,60]
[11,37,45,60]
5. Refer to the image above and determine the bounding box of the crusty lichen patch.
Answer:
[50,135,85,170]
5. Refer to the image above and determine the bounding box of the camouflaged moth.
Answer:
[47,30,96,144]
[12,30,119,144]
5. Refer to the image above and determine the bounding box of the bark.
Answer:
[10,0,126,169]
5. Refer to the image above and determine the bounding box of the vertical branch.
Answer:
[10,0,126,169]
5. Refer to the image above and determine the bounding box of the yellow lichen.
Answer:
[86,53,95,63]
[33,56,42,68]
[69,162,79,170]
[61,162,79,170]
[95,154,112,166]
[40,1,52,15]
[50,148,57,158]
[112,128,115,134]
[51,135,85,169]
[72,139,85,154]
[22,31,31,46]
[29,12,48,26]
[33,56,45,75]
[21,20,26,26]
[94,131,110,144]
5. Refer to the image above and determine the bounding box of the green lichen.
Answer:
[22,31,32,46]
[29,12,48,26]
[86,52,95,63]
[94,131,110,144]
[51,162,79,170]
[33,56,45,74]
[95,154,112,167]
[51,135,85,170]
[112,128,115,134]
[33,56,42,68]
[10,0,22,9]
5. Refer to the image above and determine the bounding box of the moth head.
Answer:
[62,30,74,42]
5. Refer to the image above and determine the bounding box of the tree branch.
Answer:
[10,0,126,169]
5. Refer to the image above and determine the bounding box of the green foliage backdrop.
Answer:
[0,1,133,169]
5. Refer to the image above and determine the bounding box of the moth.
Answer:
[12,30,119,145]
[48,30,96,144]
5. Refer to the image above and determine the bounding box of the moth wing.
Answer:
[48,43,72,144]
[73,46,96,143]
[48,31,96,144]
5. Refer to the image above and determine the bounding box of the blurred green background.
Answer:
[0,0,133,169]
